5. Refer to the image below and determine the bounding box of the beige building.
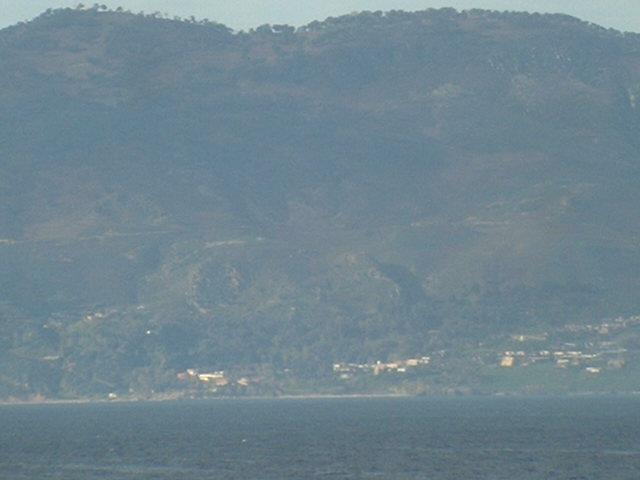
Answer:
[198,372,229,387]
[500,356,515,368]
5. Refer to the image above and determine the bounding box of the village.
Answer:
[161,315,640,397]
[329,315,640,381]
[332,356,432,379]
[497,315,640,373]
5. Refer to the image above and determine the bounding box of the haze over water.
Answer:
[1,397,640,479]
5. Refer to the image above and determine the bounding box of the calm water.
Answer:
[1,396,639,479]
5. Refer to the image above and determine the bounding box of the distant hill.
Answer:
[1,6,640,398]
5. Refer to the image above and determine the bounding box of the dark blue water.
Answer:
[1,396,639,479]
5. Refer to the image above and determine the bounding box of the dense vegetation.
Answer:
[1,6,640,398]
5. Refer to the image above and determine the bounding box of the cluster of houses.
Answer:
[499,345,628,374]
[499,349,605,370]
[332,357,431,379]
[83,309,118,322]
[496,316,640,374]
[332,315,637,381]
[562,316,640,335]
[176,369,251,388]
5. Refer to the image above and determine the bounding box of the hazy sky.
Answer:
[1,0,638,32]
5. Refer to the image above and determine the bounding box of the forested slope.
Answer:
[1,6,639,397]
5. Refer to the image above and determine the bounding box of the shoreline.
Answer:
[2,391,640,407]
[0,393,411,407]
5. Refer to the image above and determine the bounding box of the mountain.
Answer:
[1,6,640,398]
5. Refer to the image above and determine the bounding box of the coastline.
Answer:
[0,392,412,407]
[3,390,640,407]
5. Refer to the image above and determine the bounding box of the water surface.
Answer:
[1,396,639,479]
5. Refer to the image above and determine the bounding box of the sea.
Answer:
[1,396,639,479]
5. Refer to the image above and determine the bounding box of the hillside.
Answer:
[1,6,640,398]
